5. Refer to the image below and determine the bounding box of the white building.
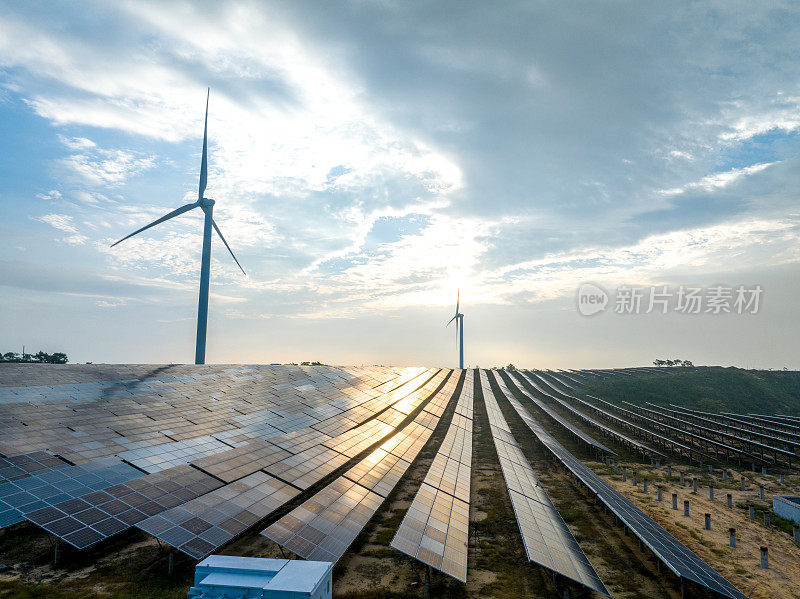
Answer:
[187,555,333,599]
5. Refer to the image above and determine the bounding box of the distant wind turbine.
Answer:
[446,290,464,369]
[111,89,246,365]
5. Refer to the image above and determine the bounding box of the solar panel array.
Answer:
[0,365,454,555]
[0,365,423,465]
[628,401,795,465]
[672,404,800,445]
[496,371,613,454]
[138,471,299,559]
[480,371,609,596]
[0,451,67,483]
[391,370,474,582]
[492,376,749,599]
[588,395,751,463]
[261,371,460,564]
[521,372,663,457]
[0,457,142,534]
[574,392,712,461]
[28,464,222,549]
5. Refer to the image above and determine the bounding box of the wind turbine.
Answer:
[111,89,245,365]
[446,290,464,369]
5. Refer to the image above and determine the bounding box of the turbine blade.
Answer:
[446,314,457,326]
[212,218,246,275]
[456,288,460,315]
[111,202,198,247]
[199,88,209,201]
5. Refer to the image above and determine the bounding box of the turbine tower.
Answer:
[446,290,464,369]
[111,89,245,365]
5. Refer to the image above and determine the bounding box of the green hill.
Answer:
[576,367,800,416]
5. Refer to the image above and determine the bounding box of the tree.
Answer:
[0,350,68,364]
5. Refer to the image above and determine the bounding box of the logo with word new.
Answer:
[577,283,609,316]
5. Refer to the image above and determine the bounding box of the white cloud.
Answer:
[60,145,156,186]
[33,213,89,245]
[35,213,78,233]
[661,162,779,196]
[36,189,61,201]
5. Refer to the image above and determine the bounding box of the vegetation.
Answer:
[1,351,68,364]
[578,366,800,415]
[653,359,693,367]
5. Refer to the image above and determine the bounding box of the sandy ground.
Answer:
[598,464,800,599]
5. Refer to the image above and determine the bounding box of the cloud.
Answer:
[36,189,61,201]
[3,0,800,335]
[35,212,77,233]
[661,162,779,196]
[59,143,156,186]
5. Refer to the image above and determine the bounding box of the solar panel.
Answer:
[588,395,753,463]
[479,371,609,596]
[495,372,613,454]
[631,402,795,465]
[191,439,291,483]
[262,372,458,564]
[570,391,711,461]
[262,476,384,563]
[391,370,473,582]
[518,372,662,457]
[492,373,748,599]
[137,470,298,560]
[264,445,349,490]
[118,435,231,473]
[0,451,67,483]
[0,365,412,470]
[0,457,141,533]
[672,405,800,444]
[28,464,223,549]
[0,365,458,552]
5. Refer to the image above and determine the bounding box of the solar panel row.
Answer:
[519,372,662,457]
[589,396,757,463]
[0,451,67,483]
[0,457,142,535]
[492,377,748,599]
[0,366,440,556]
[0,365,413,467]
[496,371,613,454]
[672,405,800,444]
[481,371,609,596]
[631,402,795,465]
[572,393,713,462]
[28,464,221,549]
[261,371,459,564]
[137,470,299,560]
[391,370,474,582]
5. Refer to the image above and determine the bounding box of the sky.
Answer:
[1,1,800,369]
